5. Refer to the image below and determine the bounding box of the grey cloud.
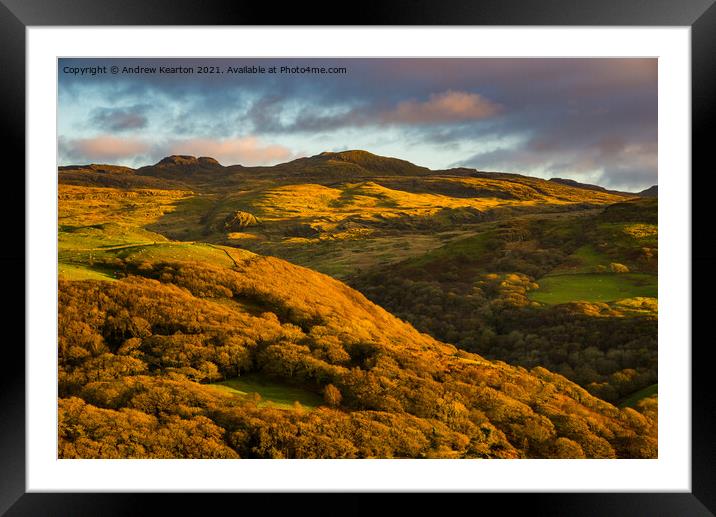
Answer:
[246,91,501,134]
[59,58,657,190]
[457,134,657,192]
[89,105,150,131]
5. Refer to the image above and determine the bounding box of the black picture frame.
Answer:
[2,1,714,514]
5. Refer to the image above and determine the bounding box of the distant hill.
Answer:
[638,185,658,197]
[320,150,430,175]
[58,151,636,245]
[549,177,635,197]
[58,163,185,189]
[59,163,136,175]
[61,150,632,196]
[136,155,228,179]
[256,150,432,179]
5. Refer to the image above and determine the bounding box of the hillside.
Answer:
[638,185,658,197]
[262,150,433,178]
[549,177,636,197]
[59,251,656,459]
[60,151,631,274]
[57,151,657,458]
[352,197,657,404]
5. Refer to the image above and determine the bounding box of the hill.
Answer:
[59,249,656,459]
[352,197,657,404]
[549,177,635,197]
[59,163,136,175]
[637,185,658,197]
[59,152,633,279]
[136,155,229,180]
[57,150,657,458]
[270,150,433,177]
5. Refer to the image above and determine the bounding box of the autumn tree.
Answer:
[323,384,342,407]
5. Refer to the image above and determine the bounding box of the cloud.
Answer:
[59,135,151,163]
[457,134,657,191]
[163,137,293,166]
[89,105,149,131]
[381,91,501,124]
[247,90,502,134]
[58,58,658,189]
[59,134,294,167]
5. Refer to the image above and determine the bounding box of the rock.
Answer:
[609,262,630,273]
[284,223,321,238]
[222,211,259,231]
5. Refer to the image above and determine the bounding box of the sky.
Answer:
[58,58,657,191]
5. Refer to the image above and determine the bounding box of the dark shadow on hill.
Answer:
[144,194,225,241]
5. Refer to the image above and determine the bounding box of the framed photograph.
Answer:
[3,0,714,513]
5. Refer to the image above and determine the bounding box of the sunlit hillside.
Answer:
[57,151,657,458]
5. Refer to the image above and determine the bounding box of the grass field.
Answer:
[528,272,658,304]
[240,180,545,222]
[597,222,658,249]
[618,383,658,408]
[548,245,609,275]
[250,231,469,279]
[58,263,117,281]
[547,244,638,276]
[58,222,168,251]
[207,374,323,410]
[59,241,255,279]
[113,242,252,267]
[403,232,491,270]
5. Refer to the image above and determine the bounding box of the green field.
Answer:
[547,244,614,275]
[597,222,658,249]
[619,384,658,408]
[251,231,468,279]
[528,272,658,304]
[207,374,323,410]
[113,242,249,267]
[58,222,168,251]
[403,232,491,270]
[566,245,608,272]
[59,242,255,279]
[58,262,117,281]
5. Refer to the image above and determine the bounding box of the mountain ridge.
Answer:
[549,177,637,197]
[59,149,641,194]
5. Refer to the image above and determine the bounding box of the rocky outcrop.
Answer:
[222,211,259,231]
